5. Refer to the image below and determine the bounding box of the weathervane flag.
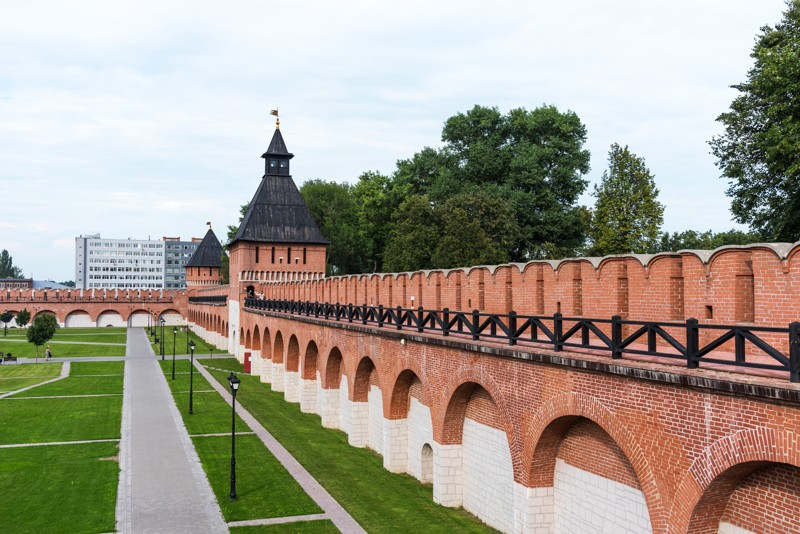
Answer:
[270,108,278,116]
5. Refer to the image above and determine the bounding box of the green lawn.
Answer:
[193,435,322,522]
[0,442,118,534]
[11,374,123,397]
[202,358,495,534]
[71,361,125,375]
[157,360,322,524]
[230,522,339,533]
[148,326,221,356]
[0,326,128,358]
[0,395,122,444]
[0,362,62,393]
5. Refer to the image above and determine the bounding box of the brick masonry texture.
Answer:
[223,309,800,534]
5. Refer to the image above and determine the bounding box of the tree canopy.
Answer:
[15,309,30,329]
[0,250,23,278]
[709,0,800,241]
[588,144,664,255]
[27,313,59,360]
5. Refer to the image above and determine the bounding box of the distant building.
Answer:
[74,234,200,290]
[164,237,202,290]
[0,278,33,289]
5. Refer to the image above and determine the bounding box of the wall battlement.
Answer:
[258,242,800,329]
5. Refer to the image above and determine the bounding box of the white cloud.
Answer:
[0,0,788,281]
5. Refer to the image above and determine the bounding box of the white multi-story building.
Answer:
[75,234,199,290]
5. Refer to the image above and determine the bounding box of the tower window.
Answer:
[288,247,292,262]
[255,247,259,263]
[271,247,275,263]
[303,248,307,264]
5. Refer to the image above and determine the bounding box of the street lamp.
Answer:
[160,318,165,360]
[171,327,178,380]
[228,371,240,500]
[188,340,196,415]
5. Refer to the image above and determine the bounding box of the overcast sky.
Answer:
[0,0,788,282]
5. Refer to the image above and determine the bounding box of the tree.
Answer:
[383,195,439,272]
[431,192,516,268]
[15,308,30,329]
[27,313,59,361]
[397,105,591,260]
[353,171,396,272]
[0,311,13,336]
[0,249,23,278]
[709,1,800,241]
[589,144,664,255]
[301,180,368,275]
[658,229,760,252]
[58,280,76,288]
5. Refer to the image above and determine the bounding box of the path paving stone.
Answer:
[116,328,227,533]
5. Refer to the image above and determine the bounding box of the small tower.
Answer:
[228,114,328,300]
[185,226,224,290]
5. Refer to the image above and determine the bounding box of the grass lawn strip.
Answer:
[0,363,62,378]
[148,327,220,356]
[157,361,321,523]
[71,360,126,375]
[11,374,124,397]
[203,358,496,534]
[193,435,323,522]
[229,520,340,533]
[0,395,122,444]
[0,441,118,534]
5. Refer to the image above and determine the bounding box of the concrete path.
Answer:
[116,328,228,533]
[196,362,367,534]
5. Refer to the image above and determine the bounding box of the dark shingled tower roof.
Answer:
[231,122,328,245]
[185,228,223,268]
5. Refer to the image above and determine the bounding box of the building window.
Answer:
[271,247,275,263]
[255,246,259,263]
[303,248,307,264]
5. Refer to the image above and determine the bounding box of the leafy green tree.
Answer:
[398,105,591,260]
[383,195,439,272]
[658,229,761,252]
[352,171,398,272]
[15,308,30,329]
[588,144,664,255]
[0,311,13,336]
[58,280,76,288]
[0,249,23,278]
[301,180,368,275]
[709,1,800,241]
[27,313,59,361]
[432,192,516,268]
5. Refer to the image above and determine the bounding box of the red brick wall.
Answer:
[239,308,800,534]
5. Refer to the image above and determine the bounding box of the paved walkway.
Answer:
[116,328,228,533]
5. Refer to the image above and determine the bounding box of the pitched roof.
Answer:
[231,127,328,245]
[186,228,223,268]
[232,174,328,244]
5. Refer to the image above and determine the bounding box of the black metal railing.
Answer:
[244,298,800,382]
[189,295,228,305]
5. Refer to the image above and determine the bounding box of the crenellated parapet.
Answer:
[256,241,800,329]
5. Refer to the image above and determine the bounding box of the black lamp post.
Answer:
[188,340,196,415]
[160,318,166,360]
[228,371,240,500]
[171,327,178,380]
